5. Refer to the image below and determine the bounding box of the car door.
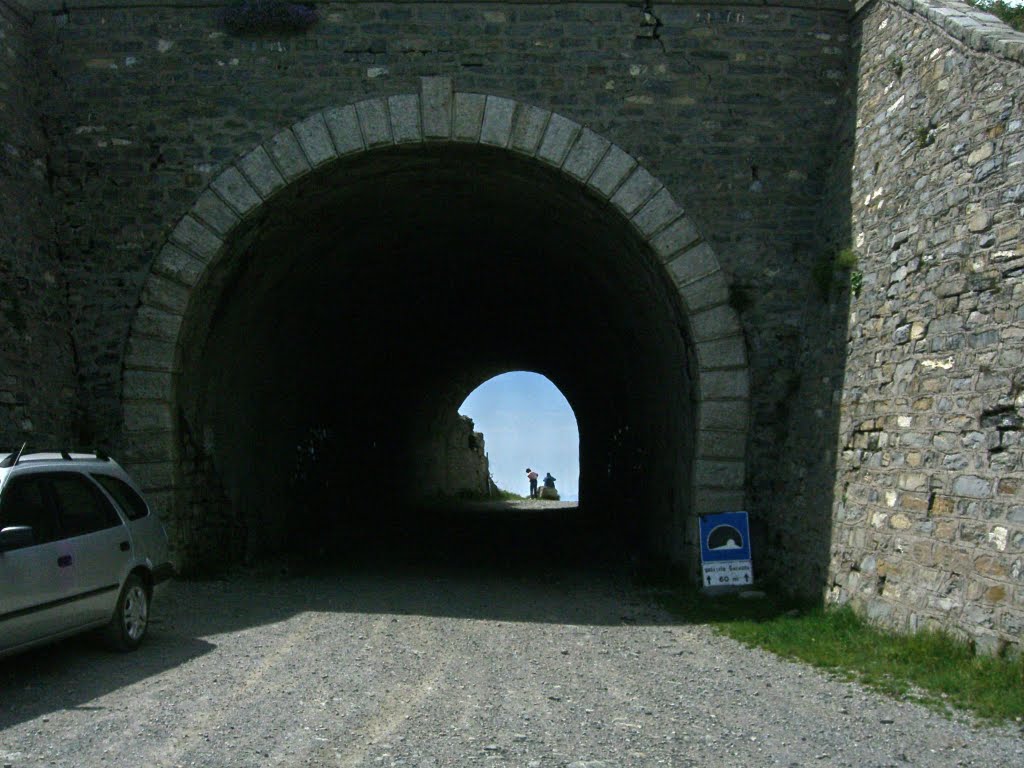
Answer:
[47,471,131,627]
[0,474,67,653]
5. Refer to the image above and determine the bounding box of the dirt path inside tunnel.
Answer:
[1,561,1022,768]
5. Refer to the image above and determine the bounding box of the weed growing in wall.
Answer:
[915,123,937,149]
[813,248,862,300]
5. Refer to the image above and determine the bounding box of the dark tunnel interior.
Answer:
[175,144,697,572]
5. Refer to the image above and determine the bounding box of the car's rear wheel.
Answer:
[103,573,149,651]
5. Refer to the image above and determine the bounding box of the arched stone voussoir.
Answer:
[699,369,751,402]
[153,243,208,289]
[239,145,287,199]
[356,97,395,148]
[693,486,747,517]
[631,188,683,240]
[696,335,748,373]
[536,112,581,168]
[124,335,180,374]
[510,103,551,155]
[562,128,610,183]
[479,95,517,148]
[123,401,173,434]
[192,188,240,237]
[694,458,746,489]
[586,144,637,198]
[420,76,454,140]
[691,304,742,344]
[209,167,263,219]
[453,92,487,142]
[132,305,184,344]
[121,428,175,464]
[610,166,661,219]
[265,127,312,182]
[291,112,338,168]
[170,214,223,263]
[388,94,423,144]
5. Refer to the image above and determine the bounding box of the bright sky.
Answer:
[458,371,580,502]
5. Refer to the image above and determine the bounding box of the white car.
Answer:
[0,449,173,658]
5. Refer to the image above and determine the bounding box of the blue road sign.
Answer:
[699,511,753,587]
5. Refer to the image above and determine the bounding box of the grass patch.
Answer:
[655,586,1024,724]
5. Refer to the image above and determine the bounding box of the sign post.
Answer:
[699,511,753,587]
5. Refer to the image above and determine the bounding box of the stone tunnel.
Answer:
[124,86,750,572]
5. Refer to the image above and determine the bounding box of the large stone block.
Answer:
[695,459,746,489]
[700,369,751,400]
[701,400,750,432]
[211,167,263,217]
[122,370,173,401]
[388,94,422,144]
[697,429,747,460]
[510,104,549,155]
[238,146,286,198]
[124,402,173,433]
[562,129,610,182]
[536,113,580,167]
[631,189,682,238]
[153,244,206,288]
[480,96,516,147]
[658,226,705,267]
[132,306,183,342]
[141,275,190,315]
[453,93,486,141]
[356,98,393,147]
[265,129,311,181]
[610,167,660,217]
[124,337,178,373]
[192,189,240,235]
[420,76,453,139]
[691,305,741,342]
[679,271,729,314]
[323,105,365,155]
[170,216,222,262]
[588,145,636,197]
[292,113,337,167]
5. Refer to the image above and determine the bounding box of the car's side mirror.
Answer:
[0,525,34,552]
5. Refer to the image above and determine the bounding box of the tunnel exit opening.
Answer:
[123,88,749,577]
[454,371,579,503]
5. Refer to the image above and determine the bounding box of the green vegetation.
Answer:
[812,248,862,300]
[915,124,937,150]
[493,487,528,501]
[968,0,1024,31]
[656,587,1024,723]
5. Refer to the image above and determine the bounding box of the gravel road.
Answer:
[1,509,1022,767]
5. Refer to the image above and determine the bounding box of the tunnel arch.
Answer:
[121,77,750,572]
[457,370,581,501]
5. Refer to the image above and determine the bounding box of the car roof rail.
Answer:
[0,443,28,468]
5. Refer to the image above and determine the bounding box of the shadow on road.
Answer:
[0,500,792,729]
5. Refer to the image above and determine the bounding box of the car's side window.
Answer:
[92,474,150,521]
[49,473,123,538]
[0,476,59,547]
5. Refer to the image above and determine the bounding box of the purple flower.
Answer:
[220,1,320,35]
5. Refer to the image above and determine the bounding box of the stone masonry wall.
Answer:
[445,415,492,497]
[38,1,851,587]
[827,0,1024,653]
[0,2,75,449]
